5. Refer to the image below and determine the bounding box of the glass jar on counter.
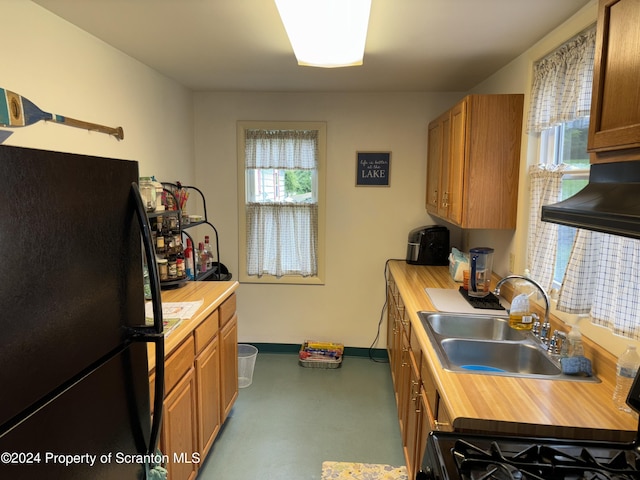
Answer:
[157,258,168,281]
[139,177,157,212]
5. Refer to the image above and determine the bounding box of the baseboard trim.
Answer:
[245,342,389,360]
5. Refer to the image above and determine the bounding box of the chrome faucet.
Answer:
[493,275,551,343]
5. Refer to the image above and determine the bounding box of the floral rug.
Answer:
[321,461,408,480]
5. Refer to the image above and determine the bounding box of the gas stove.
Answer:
[419,431,640,480]
[417,310,640,480]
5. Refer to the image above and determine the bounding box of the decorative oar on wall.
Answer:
[0,88,124,140]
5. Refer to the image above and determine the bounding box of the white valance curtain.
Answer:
[527,26,596,133]
[245,129,317,169]
[245,129,318,278]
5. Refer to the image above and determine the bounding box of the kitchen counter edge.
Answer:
[147,280,239,372]
[388,260,637,442]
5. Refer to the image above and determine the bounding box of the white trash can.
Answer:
[238,344,258,388]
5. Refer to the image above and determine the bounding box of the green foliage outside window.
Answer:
[285,170,312,196]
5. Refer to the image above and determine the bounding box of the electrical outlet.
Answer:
[509,252,515,273]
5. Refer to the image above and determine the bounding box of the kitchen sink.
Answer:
[440,339,561,376]
[418,311,599,382]
[424,312,526,341]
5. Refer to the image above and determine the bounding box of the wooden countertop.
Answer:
[389,260,638,441]
[147,280,239,372]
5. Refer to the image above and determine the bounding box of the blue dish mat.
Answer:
[461,365,506,373]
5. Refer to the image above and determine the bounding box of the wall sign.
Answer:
[356,151,391,187]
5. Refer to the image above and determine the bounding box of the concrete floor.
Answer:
[197,352,405,479]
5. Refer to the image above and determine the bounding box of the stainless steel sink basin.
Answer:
[424,312,526,341]
[418,311,599,382]
[440,339,561,376]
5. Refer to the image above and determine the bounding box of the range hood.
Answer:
[541,160,640,239]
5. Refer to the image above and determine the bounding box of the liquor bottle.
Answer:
[184,238,194,280]
[198,242,208,274]
[204,235,214,271]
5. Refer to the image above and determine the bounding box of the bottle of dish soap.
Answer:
[509,293,533,330]
[613,345,640,412]
[567,324,584,357]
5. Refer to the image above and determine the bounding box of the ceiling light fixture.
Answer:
[274,0,372,68]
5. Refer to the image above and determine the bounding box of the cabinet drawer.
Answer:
[165,335,195,395]
[219,293,236,327]
[195,310,219,354]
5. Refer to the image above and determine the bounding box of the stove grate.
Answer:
[453,439,640,480]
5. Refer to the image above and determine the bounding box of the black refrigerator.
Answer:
[0,144,165,479]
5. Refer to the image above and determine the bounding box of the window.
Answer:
[538,119,589,287]
[526,25,596,292]
[237,121,326,284]
[528,25,640,341]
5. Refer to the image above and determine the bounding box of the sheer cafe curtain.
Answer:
[526,26,596,291]
[527,163,567,291]
[558,232,640,340]
[245,129,318,278]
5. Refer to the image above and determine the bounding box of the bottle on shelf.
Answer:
[155,234,166,259]
[613,345,640,412]
[198,242,208,274]
[204,235,214,271]
[184,238,194,280]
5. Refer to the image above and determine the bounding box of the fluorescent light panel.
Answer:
[275,0,372,68]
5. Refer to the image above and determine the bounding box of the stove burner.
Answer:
[452,439,640,480]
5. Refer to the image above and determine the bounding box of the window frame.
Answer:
[236,121,326,285]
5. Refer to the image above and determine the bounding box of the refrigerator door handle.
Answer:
[131,182,165,456]
[131,182,163,333]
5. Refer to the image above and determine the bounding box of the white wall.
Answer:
[193,92,464,347]
[1,1,195,182]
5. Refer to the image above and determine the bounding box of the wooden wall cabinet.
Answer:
[588,0,640,163]
[151,292,238,480]
[425,94,524,229]
[426,111,450,215]
[386,273,451,479]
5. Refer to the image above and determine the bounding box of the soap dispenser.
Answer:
[567,325,584,357]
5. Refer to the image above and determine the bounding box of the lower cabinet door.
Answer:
[220,314,238,422]
[162,368,199,480]
[196,335,221,458]
[404,358,421,479]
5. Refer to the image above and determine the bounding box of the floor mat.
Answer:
[321,461,408,480]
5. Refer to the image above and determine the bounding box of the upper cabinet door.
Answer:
[426,118,443,214]
[447,100,466,226]
[425,94,523,229]
[588,0,640,163]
